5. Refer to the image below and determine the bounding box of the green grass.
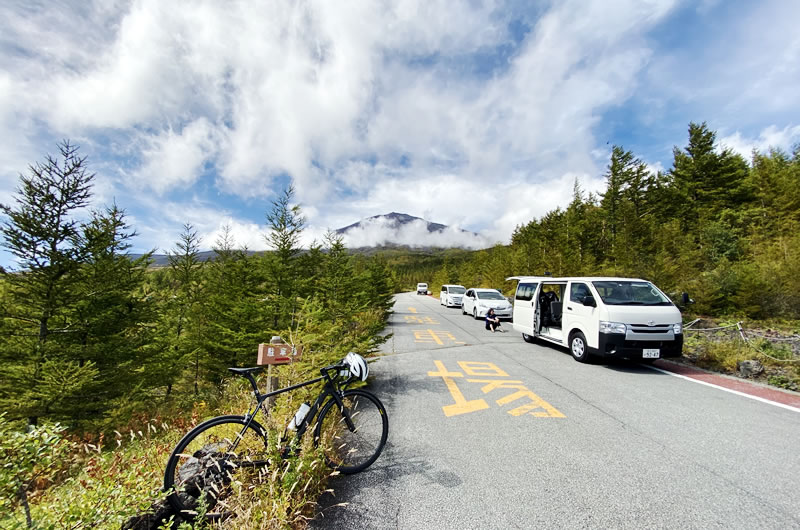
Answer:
[1,372,343,529]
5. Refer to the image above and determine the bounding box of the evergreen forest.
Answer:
[0,141,396,435]
[397,122,800,322]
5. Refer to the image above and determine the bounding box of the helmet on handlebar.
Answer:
[344,352,369,381]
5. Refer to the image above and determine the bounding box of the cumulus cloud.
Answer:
[2,0,798,260]
[340,216,490,250]
[719,125,800,159]
[135,118,218,193]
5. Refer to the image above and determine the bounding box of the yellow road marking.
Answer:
[408,307,417,313]
[414,329,465,345]
[428,361,489,417]
[459,361,509,377]
[466,379,525,393]
[496,389,565,418]
[405,315,439,324]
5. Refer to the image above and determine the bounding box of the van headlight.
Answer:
[600,321,627,334]
[673,323,682,334]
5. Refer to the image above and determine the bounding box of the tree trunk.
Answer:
[19,484,32,528]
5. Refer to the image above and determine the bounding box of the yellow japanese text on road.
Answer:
[414,329,465,345]
[404,315,439,324]
[428,360,565,419]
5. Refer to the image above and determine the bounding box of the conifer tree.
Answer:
[263,186,306,328]
[162,223,204,395]
[0,142,94,426]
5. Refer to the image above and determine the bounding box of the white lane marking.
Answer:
[646,365,800,414]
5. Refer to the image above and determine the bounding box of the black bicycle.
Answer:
[163,353,388,515]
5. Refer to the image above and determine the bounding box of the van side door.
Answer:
[565,281,598,348]
[512,282,537,335]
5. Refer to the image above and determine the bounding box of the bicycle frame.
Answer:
[232,366,354,453]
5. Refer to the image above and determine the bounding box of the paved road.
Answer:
[313,293,800,529]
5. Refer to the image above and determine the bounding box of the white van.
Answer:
[416,283,428,295]
[508,276,683,363]
[440,284,466,307]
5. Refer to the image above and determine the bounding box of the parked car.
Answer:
[507,275,684,363]
[416,283,428,295]
[462,288,513,320]
[440,284,466,307]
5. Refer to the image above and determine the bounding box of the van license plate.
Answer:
[643,349,660,359]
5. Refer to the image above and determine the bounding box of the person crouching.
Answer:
[485,308,503,332]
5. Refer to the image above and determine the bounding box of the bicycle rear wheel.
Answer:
[164,415,270,515]
[314,389,388,474]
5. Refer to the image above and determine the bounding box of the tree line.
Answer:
[410,122,800,319]
[0,142,396,432]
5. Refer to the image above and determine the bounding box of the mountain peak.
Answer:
[335,212,487,249]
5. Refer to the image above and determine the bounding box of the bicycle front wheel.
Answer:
[164,415,270,515]
[314,389,388,474]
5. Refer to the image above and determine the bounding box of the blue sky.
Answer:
[1,0,799,266]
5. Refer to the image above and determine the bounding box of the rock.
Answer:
[121,444,234,529]
[737,360,764,377]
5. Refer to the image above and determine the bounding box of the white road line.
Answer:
[646,365,800,414]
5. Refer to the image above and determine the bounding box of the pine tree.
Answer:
[263,186,306,329]
[162,223,205,395]
[0,142,94,426]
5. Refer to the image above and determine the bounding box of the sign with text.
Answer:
[257,343,303,365]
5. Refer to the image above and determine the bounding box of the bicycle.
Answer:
[163,352,389,516]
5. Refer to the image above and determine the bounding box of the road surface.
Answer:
[313,292,800,529]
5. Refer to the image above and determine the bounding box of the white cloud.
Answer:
[4,0,798,260]
[134,118,218,194]
[340,216,490,249]
[719,125,800,159]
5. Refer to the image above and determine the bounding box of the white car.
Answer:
[416,283,428,295]
[440,284,466,307]
[462,288,513,320]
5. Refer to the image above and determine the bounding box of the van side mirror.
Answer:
[582,295,596,307]
[681,292,694,305]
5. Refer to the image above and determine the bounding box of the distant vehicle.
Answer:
[440,284,466,307]
[416,283,428,295]
[507,276,684,363]
[462,288,512,320]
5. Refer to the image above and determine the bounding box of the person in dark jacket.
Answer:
[485,308,502,332]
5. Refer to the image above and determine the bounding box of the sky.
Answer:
[1,0,799,264]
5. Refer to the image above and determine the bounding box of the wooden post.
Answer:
[256,337,303,411]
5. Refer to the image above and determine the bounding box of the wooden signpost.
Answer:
[256,341,302,365]
[256,337,302,409]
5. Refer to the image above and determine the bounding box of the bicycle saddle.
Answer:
[228,367,265,375]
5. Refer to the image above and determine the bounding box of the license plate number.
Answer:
[643,349,660,359]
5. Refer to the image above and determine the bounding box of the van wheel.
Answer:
[461,305,466,315]
[473,308,479,320]
[522,333,535,344]
[569,331,589,363]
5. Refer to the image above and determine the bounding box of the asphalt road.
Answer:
[313,292,800,529]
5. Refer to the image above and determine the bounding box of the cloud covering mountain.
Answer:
[336,212,491,249]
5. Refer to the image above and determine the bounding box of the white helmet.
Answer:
[344,352,369,381]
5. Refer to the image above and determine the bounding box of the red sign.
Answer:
[257,343,303,365]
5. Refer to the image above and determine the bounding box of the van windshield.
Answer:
[592,281,672,306]
[477,291,505,300]
[449,286,466,294]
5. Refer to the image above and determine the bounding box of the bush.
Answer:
[0,414,73,528]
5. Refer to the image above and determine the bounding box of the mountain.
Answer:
[335,212,450,235]
[335,212,487,250]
